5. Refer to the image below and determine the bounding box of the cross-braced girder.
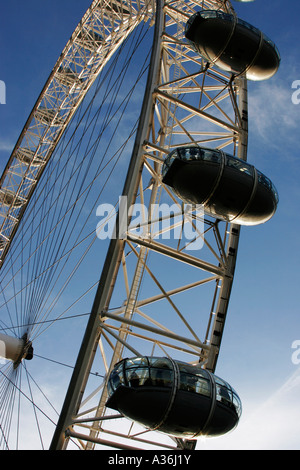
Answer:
[48,0,247,451]
[0,0,249,452]
[0,0,154,268]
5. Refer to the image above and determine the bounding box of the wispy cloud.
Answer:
[245,44,300,168]
[248,79,300,152]
[0,140,14,153]
[198,367,300,450]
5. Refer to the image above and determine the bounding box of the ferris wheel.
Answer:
[0,0,280,450]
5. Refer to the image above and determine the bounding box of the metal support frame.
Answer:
[50,0,164,450]
[0,0,153,267]
[50,0,246,450]
[0,0,248,451]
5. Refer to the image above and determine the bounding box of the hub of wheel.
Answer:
[0,332,33,368]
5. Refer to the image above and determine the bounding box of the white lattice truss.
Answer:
[1,0,248,450]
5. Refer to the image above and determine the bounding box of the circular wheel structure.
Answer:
[0,0,278,450]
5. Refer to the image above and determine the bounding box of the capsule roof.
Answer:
[185,10,280,81]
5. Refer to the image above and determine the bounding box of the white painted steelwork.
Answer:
[0,0,272,451]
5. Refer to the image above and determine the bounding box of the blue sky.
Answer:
[1,0,300,450]
[205,0,300,450]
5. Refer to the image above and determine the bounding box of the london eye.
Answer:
[0,0,280,450]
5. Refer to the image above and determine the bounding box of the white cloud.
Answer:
[248,79,300,148]
[0,140,14,153]
[198,368,300,450]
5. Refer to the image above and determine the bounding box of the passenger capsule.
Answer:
[0,190,25,208]
[185,10,280,81]
[0,237,6,251]
[16,148,44,167]
[56,67,84,89]
[106,357,242,439]
[35,108,64,127]
[162,146,278,226]
[77,30,105,52]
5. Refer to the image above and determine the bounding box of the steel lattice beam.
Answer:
[0,0,154,267]
[49,0,246,450]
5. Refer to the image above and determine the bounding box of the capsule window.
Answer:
[188,147,201,160]
[201,11,217,19]
[272,183,279,204]
[180,372,211,397]
[178,148,191,161]
[216,384,232,406]
[148,357,172,369]
[162,151,178,177]
[124,357,175,388]
[256,170,279,204]
[177,361,195,373]
[215,375,229,387]
[163,146,222,171]
[262,34,280,59]
[107,380,113,396]
[177,363,211,397]
[257,171,272,190]
[126,367,150,387]
[177,361,209,378]
[232,392,242,417]
[201,149,221,163]
[220,12,232,22]
[177,147,202,161]
[196,377,211,397]
[237,17,260,36]
[125,357,148,368]
[149,368,173,388]
[108,365,124,394]
[176,147,203,161]
[180,372,197,392]
[226,155,253,176]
